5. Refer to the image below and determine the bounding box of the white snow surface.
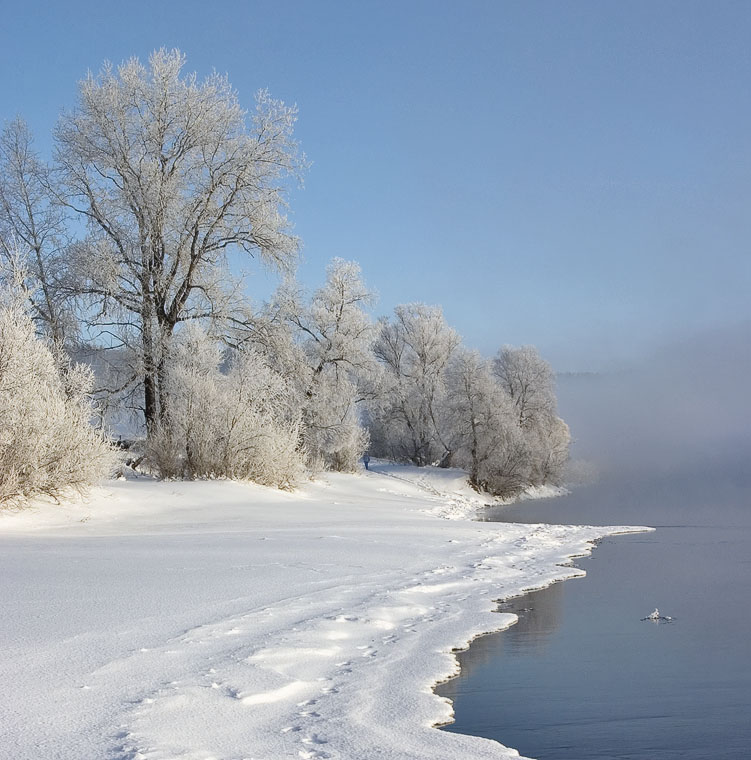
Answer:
[0,463,647,760]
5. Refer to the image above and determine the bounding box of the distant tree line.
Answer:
[0,49,568,506]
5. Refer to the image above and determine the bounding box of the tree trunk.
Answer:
[142,294,160,437]
[143,326,158,436]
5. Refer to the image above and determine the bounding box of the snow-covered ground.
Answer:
[0,464,646,760]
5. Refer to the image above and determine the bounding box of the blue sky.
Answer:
[2,0,750,370]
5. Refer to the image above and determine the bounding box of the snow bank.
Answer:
[0,463,647,760]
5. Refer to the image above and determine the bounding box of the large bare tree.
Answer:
[54,49,305,434]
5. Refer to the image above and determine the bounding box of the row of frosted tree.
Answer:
[0,49,568,506]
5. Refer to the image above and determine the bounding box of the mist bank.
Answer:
[557,322,751,482]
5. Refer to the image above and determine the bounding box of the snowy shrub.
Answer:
[472,425,533,497]
[0,283,114,507]
[147,325,304,488]
[220,347,305,487]
[146,324,223,480]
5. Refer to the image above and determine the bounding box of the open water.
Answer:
[437,370,751,760]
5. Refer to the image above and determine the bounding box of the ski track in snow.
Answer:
[0,465,647,760]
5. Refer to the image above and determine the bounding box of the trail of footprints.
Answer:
[114,556,527,759]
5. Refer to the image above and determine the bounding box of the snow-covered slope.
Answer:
[0,464,645,760]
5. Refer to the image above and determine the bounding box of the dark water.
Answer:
[437,369,751,759]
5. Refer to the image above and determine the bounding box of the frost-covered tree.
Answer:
[525,414,570,486]
[445,349,532,496]
[0,119,72,345]
[368,320,569,493]
[301,370,368,472]
[370,303,459,465]
[493,345,569,485]
[284,259,376,470]
[0,268,114,506]
[494,345,556,429]
[147,324,303,488]
[292,259,377,387]
[242,259,376,471]
[54,49,305,436]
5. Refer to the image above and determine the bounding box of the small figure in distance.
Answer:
[642,608,674,622]
[363,452,370,471]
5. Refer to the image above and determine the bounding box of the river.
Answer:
[437,365,751,759]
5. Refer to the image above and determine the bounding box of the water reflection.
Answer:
[496,584,565,654]
[442,584,567,692]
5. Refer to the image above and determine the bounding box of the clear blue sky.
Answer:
[2,0,750,371]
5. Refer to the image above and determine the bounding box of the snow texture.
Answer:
[0,464,647,760]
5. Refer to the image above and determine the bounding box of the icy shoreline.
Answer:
[0,466,649,760]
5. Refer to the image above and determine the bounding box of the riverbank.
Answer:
[0,465,645,759]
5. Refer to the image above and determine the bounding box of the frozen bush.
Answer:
[0,283,114,507]
[147,325,304,488]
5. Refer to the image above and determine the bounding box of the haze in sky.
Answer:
[1,0,749,371]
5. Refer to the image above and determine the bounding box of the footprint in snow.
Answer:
[302,734,328,745]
